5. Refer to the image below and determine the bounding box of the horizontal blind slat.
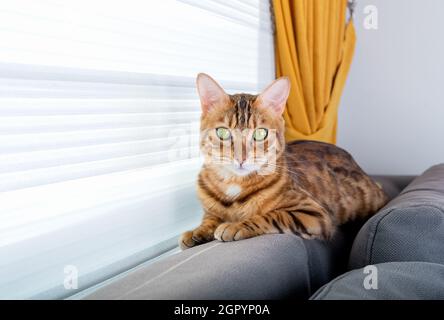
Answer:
[0,158,202,210]
[0,98,200,115]
[0,147,201,192]
[0,125,200,153]
[0,136,201,173]
[0,113,201,133]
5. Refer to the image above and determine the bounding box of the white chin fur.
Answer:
[233,169,254,176]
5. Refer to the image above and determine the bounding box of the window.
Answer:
[0,0,274,298]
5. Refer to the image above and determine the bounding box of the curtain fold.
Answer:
[273,0,356,143]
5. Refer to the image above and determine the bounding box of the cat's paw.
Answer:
[214,222,255,242]
[179,228,214,250]
[179,231,195,250]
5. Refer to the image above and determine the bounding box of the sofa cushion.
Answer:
[311,261,444,300]
[349,164,444,269]
[82,232,351,300]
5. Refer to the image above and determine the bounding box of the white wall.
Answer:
[338,0,444,175]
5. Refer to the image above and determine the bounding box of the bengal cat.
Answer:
[179,73,388,250]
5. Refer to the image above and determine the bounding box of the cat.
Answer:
[179,73,388,250]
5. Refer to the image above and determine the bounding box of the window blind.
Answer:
[0,0,274,299]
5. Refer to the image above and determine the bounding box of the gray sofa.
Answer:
[312,164,444,299]
[82,165,444,300]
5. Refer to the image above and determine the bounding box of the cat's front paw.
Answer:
[179,228,214,250]
[214,222,255,242]
[179,231,196,250]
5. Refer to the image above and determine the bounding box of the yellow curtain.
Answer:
[273,0,356,143]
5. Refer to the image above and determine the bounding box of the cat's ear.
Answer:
[256,77,291,115]
[196,73,229,114]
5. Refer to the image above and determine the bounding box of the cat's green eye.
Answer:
[253,128,268,141]
[216,127,231,140]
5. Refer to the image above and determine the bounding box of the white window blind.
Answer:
[0,0,275,299]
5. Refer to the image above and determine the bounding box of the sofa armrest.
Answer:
[82,232,351,300]
[350,164,444,269]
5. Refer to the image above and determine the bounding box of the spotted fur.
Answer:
[180,75,388,250]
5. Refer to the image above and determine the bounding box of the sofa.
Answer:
[81,164,444,300]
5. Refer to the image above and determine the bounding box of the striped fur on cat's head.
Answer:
[196,73,290,177]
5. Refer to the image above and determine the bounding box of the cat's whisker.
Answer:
[263,163,335,184]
